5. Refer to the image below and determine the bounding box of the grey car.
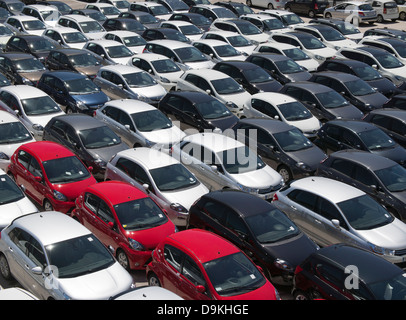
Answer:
[42,114,129,179]
[323,1,377,25]
[272,176,406,265]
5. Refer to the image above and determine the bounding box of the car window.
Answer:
[201,200,228,224]
[287,189,317,211]
[182,255,206,286]
[28,156,43,178]
[251,98,278,118]
[9,227,46,268]
[324,124,342,140]
[17,150,32,170]
[330,158,354,177]
[225,210,249,236]
[315,262,345,291]
[84,192,100,213]
[342,129,361,148]
[353,164,378,187]
[164,244,184,272]
[368,114,391,129]
[392,119,406,135]
[98,199,114,224]
[315,196,345,226]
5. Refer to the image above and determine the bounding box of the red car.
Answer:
[72,181,177,270]
[7,141,97,213]
[146,229,280,300]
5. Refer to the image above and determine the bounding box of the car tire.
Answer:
[376,15,383,23]
[308,10,315,18]
[65,106,75,114]
[268,3,274,9]
[324,12,332,18]
[400,12,406,20]
[246,0,252,6]
[278,165,292,183]
[43,199,53,211]
[148,272,161,287]
[293,290,311,300]
[117,249,130,271]
[0,254,12,280]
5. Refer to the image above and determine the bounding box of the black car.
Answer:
[141,27,190,43]
[364,28,406,42]
[158,91,238,132]
[70,8,108,23]
[314,120,406,166]
[232,118,326,182]
[118,11,160,29]
[213,1,254,16]
[102,17,146,35]
[383,92,406,110]
[4,34,61,63]
[316,149,406,221]
[187,189,319,285]
[168,12,212,31]
[316,59,402,98]
[284,0,329,17]
[363,109,406,148]
[309,71,389,113]
[308,18,362,41]
[246,53,312,84]
[212,60,282,94]
[279,81,364,122]
[293,243,406,300]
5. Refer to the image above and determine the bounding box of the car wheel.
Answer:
[400,12,406,20]
[278,165,292,183]
[0,254,12,280]
[148,272,161,287]
[308,10,315,18]
[285,6,291,11]
[65,106,75,114]
[324,12,332,18]
[293,290,311,300]
[117,249,130,271]
[43,199,53,211]
[268,3,274,9]
[376,15,383,23]
[246,0,252,6]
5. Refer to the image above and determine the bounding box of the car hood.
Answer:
[285,71,312,82]
[184,59,215,70]
[383,65,406,78]
[65,41,87,50]
[84,32,106,40]
[72,91,109,106]
[333,39,359,49]
[0,137,36,157]
[206,114,239,131]
[125,220,175,250]
[309,46,336,58]
[75,65,102,78]
[0,197,38,228]
[87,143,129,163]
[19,70,46,83]
[26,30,47,37]
[162,183,209,210]
[158,70,184,83]
[355,92,388,109]
[141,126,186,145]
[357,218,406,250]
[296,58,319,72]
[371,144,406,164]
[328,104,364,120]
[27,111,65,127]
[367,78,398,96]
[127,45,146,54]
[236,45,256,56]
[230,165,282,189]
[130,84,166,99]
[53,175,97,201]
[253,80,282,92]
[218,91,251,108]
[286,145,327,170]
[286,117,320,134]
[110,56,135,65]
[247,33,271,44]
[58,262,133,300]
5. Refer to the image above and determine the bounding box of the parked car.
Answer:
[142,27,190,43]
[314,120,406,166]
[94,99,186,149]
[233,118,326,182]
[146,229,280,300]
[192,39,246,62]
[246,0,287,10]
[128,2,173,21]
[7,141,97,212]
[292,243,406,300]
[214,1,255,15]
[70,8,108,23]
[383,92,406,110]
[98,0,130,12]
[36,71,109,115]
[21,4,61,28]
[93,64,166,105]
[316,149,406,222]
[0,211,134,300]
[0,85,65,140]
[272,176,406,264]
[279,81,364,121]
[259,9,305,27]
[119,10,160,29]
[168,12,212,31]
[0,110,35,171]
[36,1,72,16]
[323,1,377,25]
[171,132,284,199]
[239,13,289,34]
[85,3,121,18]
[212,60,283,94]
[308,18,363,42]
[42,114,129,179]
[364,27,406,41]
[4,15,46,36]
[151,0,189,13]
[189,4,238,21]
[104,30,146,54]
[0,0,24,15]
[111,286,183,300]
[200,30,256,56]
[42,27,88,50]
[158,20,204,41]
[83,39,135,65]
[158,91,239,132]
[188,189,319,284]
[102,17,146,35]
[370,0,399,22]
[309,71,389,113]
[0,22,14,47]
[359,36,406,65]
[104,147,209,226]
[284,0,329,18]
[0,287,38,300]
[72,181,176,270]
[56,14,107,40]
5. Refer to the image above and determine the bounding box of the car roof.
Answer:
[239,117,295,134]
[322,58,368,68]
[25,4,58,11]
[47,26,82,34]
[250,91,298,104]
[249,52,291,62]
[325,119,376,132]
[50,48,89,55]
[0,85,48,99]
[193,39,231,47]
[42,70,87,80]
[105,30,142,37]
[104,99,155,114]
[115,147,180,170]
[183,68,231,81]
[165,90,218,102]
[240,13,278,20]
[260,9,297,16]
[289,176,365,203]
[313,70,360,81]
[166,229,240,264]
[9,15,40,21]
[357,46,390,56]
[148,39,193,49]
[11,211,91,246]
[133,1,165,7]
[328,149,397,171]
[87,39,126,47]
[183,132,244,153]
[284,81,332,93]
[51,114,106,130]
[20,140,75,162]
[0,109,20,123]
[0,52,35,60]
[369,108,406,121]
[61,14,97,22]
[204,30,244,37]
[215,60,260,70]
[132,52,171,62]
[99,64,143,74]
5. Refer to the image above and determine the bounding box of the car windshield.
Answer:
[150,5,171,15]
[391,43,406,58]
[358,128,396,151]
[231,3,254,15]
[226,35,252,47]
[0,25,13,36]
[150,163,198,191]
[174,46,207,62]
[115,0,130,9]
[352,65,383,81]
[282,14,304,25]
[203,252,266,297]
[319,28,345,41]
[8,2,24,12]
[88,11,107,22]
[316,90,350,108]
[123,20,146,32]
[179,24,202,35]
[214,44,240,57]
[246,208,300,243]
[375,52,404,69]
[0,121,32,144]
[368,272,406,300]
[337,194,394,230]
[273,128,313,152]
[46,234,115,279]
[212,8,237,19]
[0,173,24,205]
[235,22,262,35]
[80,21,105,33]
[218,145,266,174]
[21,96,61,116]
[62,32,88,44]
[283,48,310,61]
[375,164,406,192]
[28,39,55,52]
[106,45,133,58]
[345,79,376,96]
[243,67,273,83]
[164,30,189,42]
[43,156,91,183]
[300,35,326,49]
[123,35,147,47]
[100,6,121,15]
[359,4,374,10]
[335,22,361,35]
[166,0,189,10]
[278,101,313,120]
[13,58,45,72]
[114,197,168,230]
[211,77,245,94]
[79,126,121,149]
[138,14,159,24]
[124,71,157,87]
[131,109,172,131]
[70,53,101,67]
[189,14,211,25]
[195,99,232,119]
[65,77,100,94]
[151,58,181,73]
[275,59,304,74]
[23,20,46,30]
[263,19,286,31]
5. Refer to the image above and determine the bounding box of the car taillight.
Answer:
[294,265,303,275]
[359,11,365,16]
[93,111,97,117]
[314,3,318,9]
[272,193,278,201]
[383,8,387,14]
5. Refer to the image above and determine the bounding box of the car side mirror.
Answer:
[196,285,206,293]
[205,89,211,95]
[88,166,93,172]
[331,219,340,228]
[108,221,114,229]
[34,176,42,182]
[31,266,43,275]
[124,124,131,131]
[210,164,218,172]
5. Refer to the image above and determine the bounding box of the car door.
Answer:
[159,95,198,131]
[0,57,17,83]
[177,254,210,300]
[160,244,186,295]
[13,150,41,203]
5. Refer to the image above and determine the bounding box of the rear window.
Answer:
[384,1,397,7]
[359,4,374,10]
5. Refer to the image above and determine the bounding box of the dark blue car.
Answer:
[36,71,109,114]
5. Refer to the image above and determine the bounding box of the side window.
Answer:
[353,165,378,187]
[84,192,100,213]
[17,150,32,169]
[116,157,137,178]
[225,211,249,236]
[284,86,303,100]
[28,157,43,178]
[312,76,331,87]
[117,110,134,130]
[342,129,361,148]
[325,125,342,140]
[315,262,345,292]
[97,199,114,224]
[9,228,46,268]
[258,46,281,54]
[392,119,406,136]
[164,244,184,272]
[202,200,228,225]
[316,196,345,226]
[369,114,391,129]
[330,159,354,177]
[103,105,120,121]
[65,126,79,145]
[182,255,206,286]
[251,98,279,118]
[287,189,317,211]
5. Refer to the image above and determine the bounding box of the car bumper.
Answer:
[51,199,75,214]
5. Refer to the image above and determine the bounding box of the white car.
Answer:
[246,0,288,10]
[93,64,167,104]
[192,39,247,62]
[0,110,35,171]
[239,13,290,34]
[85,3,121,18]
[104,30,147,54]
[254,41,319,71]
[111,286,183,300]
[0,211,134,300]
[176,69,251,118]
[84,39,135,65]
[57,15,106,40]
[243,92,321,139]
[105,147,209,226]
[99,0,131,12]
[0,85,65,140]
[359,36,406,65]
[259,9,306,28]
[94,99,186,149]
[21,4,61,28]
[171,132,284,200]
[128,53,185,92]
[128,2,173,21]
[370,0,399,22]
[5,15,46,36]
[42,27,88,50]
[200,30,256,56]
[158,20,204,42]
[0,287,39,300]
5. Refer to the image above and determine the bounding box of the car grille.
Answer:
[258,182,283,194]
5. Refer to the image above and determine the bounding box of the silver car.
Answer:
[323,1,377,25]
[0,211,134,300]
[272,176,406,264]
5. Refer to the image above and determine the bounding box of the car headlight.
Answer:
[314,54,324,60]
[94,158,107,167]
[128,238,145,251]
[32,124,44,131]
[0,152,9,160]
[296,162,312,171]
[273,258,294,272]
[159,76,171,83]
[75,100,88,110]
[367,242,395,256]
[53,190,68,201]
[170,203,188,214]
[226,101,239,109]
[237,183,259,194]
[21,77,33,85]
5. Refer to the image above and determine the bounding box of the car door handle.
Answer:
[8,247,13,252]
[25,264,30,269]
[315,219,322,224]
[290,205,297,210]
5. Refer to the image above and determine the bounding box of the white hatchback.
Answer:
[104,30,147,54]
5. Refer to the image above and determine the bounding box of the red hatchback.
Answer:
[146,229,280,300]
[72,181,177,270]
[7,141,97,213]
